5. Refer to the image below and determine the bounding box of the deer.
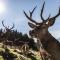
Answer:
[2,20,14,33]
[24,1,60,60]
[2,20,14,40]
[2,21,14,48]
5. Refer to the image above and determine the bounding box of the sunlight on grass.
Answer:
[0,56,4,60]
[0,43,41,60]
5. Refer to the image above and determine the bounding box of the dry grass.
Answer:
[0,43,41,60]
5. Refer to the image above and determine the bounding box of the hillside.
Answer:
[0,43,41,60]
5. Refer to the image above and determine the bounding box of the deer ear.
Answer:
[28,22,36,28]
[46,18,55,27]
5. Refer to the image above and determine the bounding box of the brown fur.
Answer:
[24,1,60,60]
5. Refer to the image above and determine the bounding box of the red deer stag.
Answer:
[2,20,14,33]
[24,2,60,60]
[2,21,14,47]
[2,20,14,39]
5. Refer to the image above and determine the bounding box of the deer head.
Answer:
[2,20,14,32]
[24,2,60,40]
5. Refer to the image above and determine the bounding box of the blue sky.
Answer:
[0,0,60,39]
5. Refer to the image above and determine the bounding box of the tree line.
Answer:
[0,21,37,50]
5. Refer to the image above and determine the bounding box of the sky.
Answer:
[0,0,60,40]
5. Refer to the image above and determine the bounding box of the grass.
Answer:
[0,43,41,60]
[0,56,4,60]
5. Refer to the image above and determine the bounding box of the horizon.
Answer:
[0,0,60,40]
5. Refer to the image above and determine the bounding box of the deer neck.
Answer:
[40,32,60,49]
[38,32,60,60]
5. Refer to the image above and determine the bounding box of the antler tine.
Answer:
[23,6,40,25]
[40,2,45,21]
[2,20,7,29]
[53,7,60,19]
[10,23,14,29]
[29,6,37,18]
[59,7,60,14]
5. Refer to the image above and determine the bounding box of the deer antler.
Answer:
[2,20,8,29]
[10,24,14,30]
[29,6,37,18]
[46,7,60,26]
[40,2,50,21]
[52,7,60,19]
[2,20,14,30]
[23,6,40,25]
